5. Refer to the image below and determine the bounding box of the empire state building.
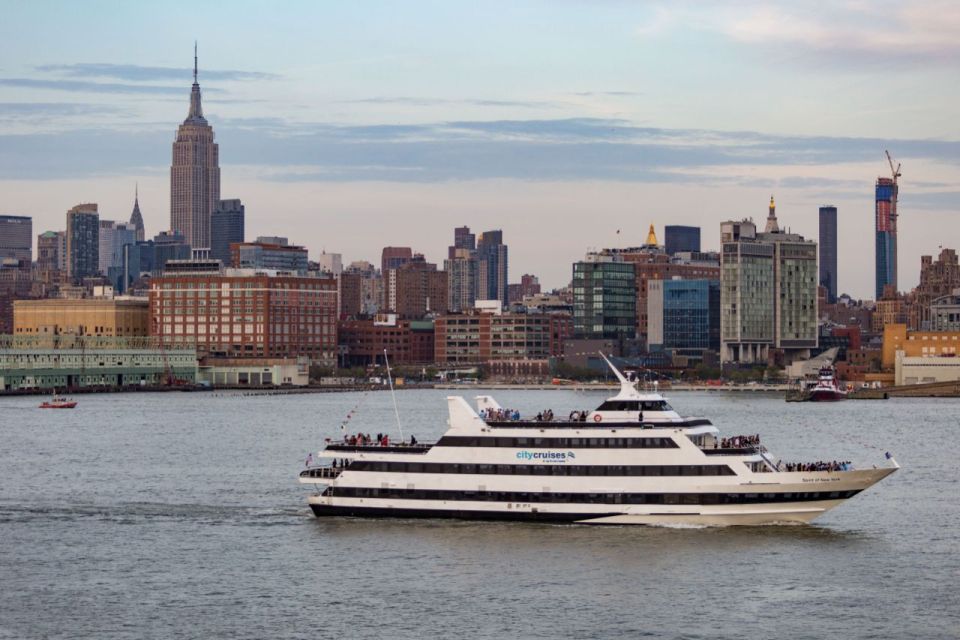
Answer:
[170,47,220,251]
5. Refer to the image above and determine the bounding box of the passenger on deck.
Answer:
[410,435,418,446]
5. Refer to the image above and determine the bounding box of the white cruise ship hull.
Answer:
[305,466,895,526]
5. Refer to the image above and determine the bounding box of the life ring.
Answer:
[593,414,602,423]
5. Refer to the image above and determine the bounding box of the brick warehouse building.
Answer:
[338,316,435,366]
[434,311,571,366]
[149,269,338,365]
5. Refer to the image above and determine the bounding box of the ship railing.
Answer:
[702,445,764,456]
[325,442,433,453]
[299,467,343,480]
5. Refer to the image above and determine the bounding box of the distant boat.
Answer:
[39,393,77,409]
[807,366,848,402]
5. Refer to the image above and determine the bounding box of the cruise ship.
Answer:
[300,357,897,526]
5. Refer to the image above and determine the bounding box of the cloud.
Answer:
[340,96,564,109]
[0,78,191,95]
[1,117,958,184]
[570,91,643,97]
[629,2,960,68]
[36,63,279,82]
[900,191,960,211]
[717,1,960,67]
[0,102,124,117]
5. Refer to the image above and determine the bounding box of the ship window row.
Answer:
[436,436,678,448]
[349,461,735,476]
[595,400,673,412]
[326,487,860,505]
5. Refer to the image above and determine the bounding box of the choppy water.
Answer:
[1,389,958,639]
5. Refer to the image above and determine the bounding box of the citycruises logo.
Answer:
[516,451,576,463]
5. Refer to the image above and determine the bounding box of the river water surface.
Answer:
[1,389,958,639]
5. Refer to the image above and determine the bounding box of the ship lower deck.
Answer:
[308,496,845,526]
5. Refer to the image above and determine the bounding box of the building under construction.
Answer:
[875,152,901,299]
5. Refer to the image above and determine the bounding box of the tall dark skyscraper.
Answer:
[0,215,32,262]
[664,225,700,255]
[819,205,838,303]
[66,203,99,279]
[448,225,476,259]
[477,229,508,305]
[170,46,220,251]
[875,176,899,299]
[210,199,245,266]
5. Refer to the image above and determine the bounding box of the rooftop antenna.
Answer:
[193,41,198,83]
[383,349,405,442]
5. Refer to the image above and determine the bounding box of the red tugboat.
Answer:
[39,393,78,409]
[807,366,848,402]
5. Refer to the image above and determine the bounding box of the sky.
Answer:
[1,0,958,298]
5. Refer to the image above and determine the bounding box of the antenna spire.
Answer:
[193,41,198,83]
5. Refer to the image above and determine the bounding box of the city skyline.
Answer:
[1,2,959,297]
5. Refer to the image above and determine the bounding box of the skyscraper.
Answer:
[0,215,32,262]
[819,205,838,303]
[210,198,244,265]
[875,177,898,299]
[445,226,479,312]
[445,248,477,312]
[664,225,700,256]
[37,231,65,272]
[477,229,508,304]
[720,209,818,364]
[448,225,476,259]
[170,46,220,251]
[66,203,99,279]
[98,220,138,276]
[129,185,145,242]
[572,252,636,342]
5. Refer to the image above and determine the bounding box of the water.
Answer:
[1,389,958,639]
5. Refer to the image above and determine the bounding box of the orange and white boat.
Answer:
[39,394,78,409]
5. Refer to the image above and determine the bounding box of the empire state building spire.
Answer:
[170,43,220,250]
[186,41,205,123]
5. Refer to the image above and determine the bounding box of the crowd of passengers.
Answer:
[716,435,761,449]
[483,408,594,422]
[484,408,521,421]
[778,460,853,472]
[338,432,419,447]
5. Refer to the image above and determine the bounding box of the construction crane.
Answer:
[885,149,902,224]
[885,149,901,185]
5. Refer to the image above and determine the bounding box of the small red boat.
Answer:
[39,394,78,409]
[807,366,848,402]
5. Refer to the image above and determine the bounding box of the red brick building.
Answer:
[385,256,448,319]
[434,311,571,365]
[338,317,435,366]
[339,272,364,319]
[149,271,338,364]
